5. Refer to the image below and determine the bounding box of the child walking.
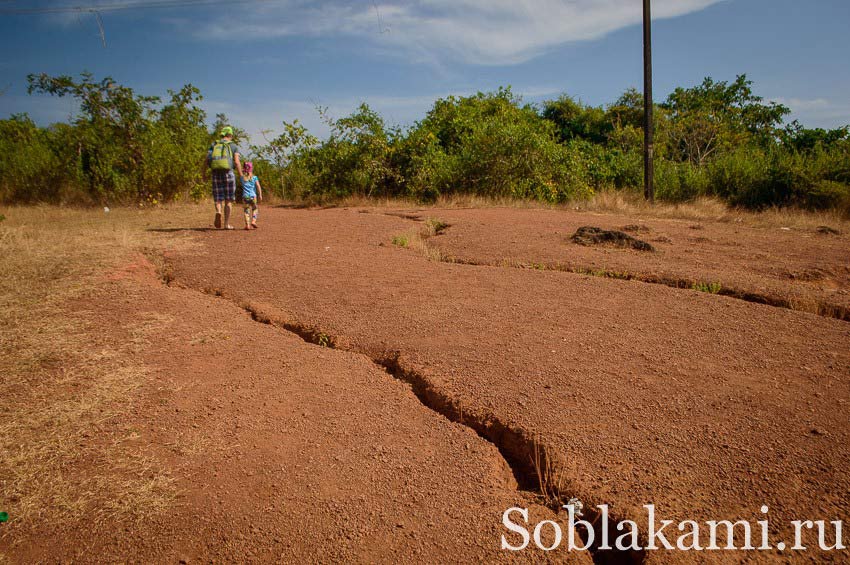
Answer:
[240,161,262,230]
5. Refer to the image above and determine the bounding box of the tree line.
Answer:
[2,72,848,213]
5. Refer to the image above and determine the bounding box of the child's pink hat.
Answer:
[243,161,253,174]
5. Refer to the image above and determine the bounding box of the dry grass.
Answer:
[0,202,209,549]
[391,217,451,262]
[576,191,850,230]
[328,193,551,210]
[436,194,556,210]
[299,190,850,231]
[531,440,565,505]
[529,436,583,508]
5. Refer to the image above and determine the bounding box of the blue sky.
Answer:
[2,0,849,143]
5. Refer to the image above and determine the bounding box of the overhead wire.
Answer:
[0,0,276,15]
[2,0,390,49]
[0,0,281,49]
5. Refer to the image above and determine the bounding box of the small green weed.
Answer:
[424,218,449,235]
[391,234,409,247]
[693,281,722,294]
[316,333,331,348]
[575,267,630,280]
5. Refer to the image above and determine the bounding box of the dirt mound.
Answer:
[570,225,655,252]
[621,224,651,233]
[817,225,841,235]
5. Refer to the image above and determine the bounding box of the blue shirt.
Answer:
[242,175,259,199]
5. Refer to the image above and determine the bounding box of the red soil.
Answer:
[6,206,848,563]
[166,206,850,563]
[418,207,850,318]
[5,267,588,563]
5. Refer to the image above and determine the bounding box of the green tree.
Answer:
[303,103,395,198]
[662,75,789,164]
[252,119,319,198]
[27,72,160,201]
[146,85,209,201]
[210,113,248,145]
[781,121,850,152]
[541,95,611,144]
[606,88,645,131]
[413,88,592,201]
[0,114,66,202]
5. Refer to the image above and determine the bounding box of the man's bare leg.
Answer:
[224,201,233,229]
[214,201,223,229]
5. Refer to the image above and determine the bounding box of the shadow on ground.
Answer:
[147,227,218,233]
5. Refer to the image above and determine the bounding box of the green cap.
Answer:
[220,126,234,137]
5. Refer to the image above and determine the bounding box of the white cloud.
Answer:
[770,97,850,129]
[771,97,830,112]
[181,0,727,66]
[773,97,849,117]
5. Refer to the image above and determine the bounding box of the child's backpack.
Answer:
[209,140,234,171]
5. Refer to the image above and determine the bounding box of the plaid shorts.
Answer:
[211,170,236,202]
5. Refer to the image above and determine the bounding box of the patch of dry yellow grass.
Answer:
[330,193,551,210]
[302,190,849,231]
[390,217,452,262]
[0,202,208,551]
[435,194,555,210]
[575,191,850,230]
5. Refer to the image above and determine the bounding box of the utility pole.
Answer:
[643,0,654,202]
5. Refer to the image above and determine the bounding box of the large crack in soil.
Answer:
[386,217,849,323]
[446,257,850,322]
[156,258,644,564]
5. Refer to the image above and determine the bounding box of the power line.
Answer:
[0,0,275,15]
[93,10,106,46]
[372,1,389,34]
[1,0,279,49]
[4,0,391,51]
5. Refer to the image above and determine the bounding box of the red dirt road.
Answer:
[8,206,847,563]
[4,265,587,564]
[166,206,850,563]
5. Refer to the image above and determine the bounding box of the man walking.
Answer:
[206,126,242,229]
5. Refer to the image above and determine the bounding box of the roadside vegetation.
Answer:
[2,73,849,215]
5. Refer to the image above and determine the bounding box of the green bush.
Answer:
[654,159,710,202]
[413,88,593,202]
[3,73,849,213]
[297,104,394,199]
[390,127,452,201]
[287,89,593,203]
[807,179,850,210]
[0,115,64,202]
[571,141,642,191]
[0,75,209,205]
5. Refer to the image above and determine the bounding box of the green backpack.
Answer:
[209,140,234,171]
